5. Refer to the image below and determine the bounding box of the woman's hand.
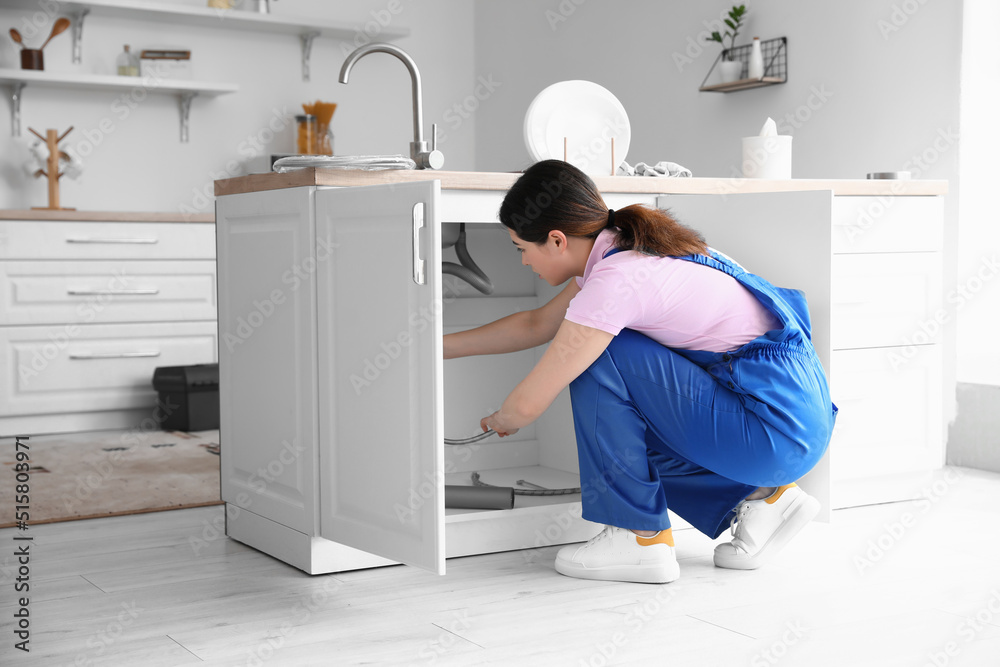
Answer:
[480,320,614,438]
[481,411,520,438]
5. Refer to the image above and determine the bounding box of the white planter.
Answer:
[719,60,743,83]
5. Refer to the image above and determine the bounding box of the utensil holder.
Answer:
[21,49,44,71]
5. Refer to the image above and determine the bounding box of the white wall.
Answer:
[0,0,477,213]
[472,0,962,182]
[3,1,987,388]
[473,0,965,424]
[957,0,1000,386]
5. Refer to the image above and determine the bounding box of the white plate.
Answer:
[523,80,630,176]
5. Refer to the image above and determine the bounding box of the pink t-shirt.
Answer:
[564,229,780,353]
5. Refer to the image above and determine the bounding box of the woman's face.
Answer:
[508,228,583,286]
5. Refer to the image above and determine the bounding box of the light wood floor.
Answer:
[2,466,999,666]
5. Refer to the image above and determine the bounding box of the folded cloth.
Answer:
[616,160,692,178]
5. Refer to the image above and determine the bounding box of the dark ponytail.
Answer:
[499,159,707,257]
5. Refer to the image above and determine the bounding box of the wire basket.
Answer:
[700,36,787,92]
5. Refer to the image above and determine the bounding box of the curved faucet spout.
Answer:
[339,43,424,147]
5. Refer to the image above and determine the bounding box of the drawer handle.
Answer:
[69,350,162,360]
[66,288,160,296]
[65,237,159,245]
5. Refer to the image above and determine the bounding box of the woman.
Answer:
[443,160,836,584]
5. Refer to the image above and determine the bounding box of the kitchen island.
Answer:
[213,170,949,575]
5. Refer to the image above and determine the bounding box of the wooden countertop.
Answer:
[215,168,948,197]
[0,210,214,223]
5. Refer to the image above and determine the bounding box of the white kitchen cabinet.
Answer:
[217,182,664,574]
[0,215,218,437]
[216,173,947,575]
[660,191,947,510]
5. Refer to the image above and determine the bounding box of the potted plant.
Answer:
[706,4,747,83]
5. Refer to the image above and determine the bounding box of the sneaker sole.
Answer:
[554,557,680,584]
[714,492,821,570]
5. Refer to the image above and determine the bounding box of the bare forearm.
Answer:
[481,321,614,437]
[444,310,548,359]
[493,384,546,430]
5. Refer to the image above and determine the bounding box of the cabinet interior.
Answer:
[440,222,582,516]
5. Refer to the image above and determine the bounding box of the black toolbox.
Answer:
[151,363,220,431]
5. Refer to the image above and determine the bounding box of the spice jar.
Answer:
[295,114,316,155]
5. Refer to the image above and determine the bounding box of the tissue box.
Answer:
[139,49,192,80]
[741,135,792,179]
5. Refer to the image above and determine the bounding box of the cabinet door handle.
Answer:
[412,202,426,286]
[66,288,160,296]
[69,350,162,360]
[65,237,159,244]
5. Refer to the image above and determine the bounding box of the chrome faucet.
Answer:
[339,43,444,170]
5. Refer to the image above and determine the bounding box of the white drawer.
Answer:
[0,221,215,260]
[0,260,217,325]
[829,344,943,481]
[0,321,217,417]
[832,196,943,254]
[831,252,942,350]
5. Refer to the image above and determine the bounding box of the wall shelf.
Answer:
[700,76,786,93]
[0,67,238,142]
[699,36,787,93]
[1,0,410,81]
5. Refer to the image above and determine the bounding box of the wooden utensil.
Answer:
[9,28,25,49]
[40,17,70,50]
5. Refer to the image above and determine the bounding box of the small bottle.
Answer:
[116,45,138,76]
[748,37,765,80]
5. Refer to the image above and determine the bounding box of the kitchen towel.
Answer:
[616,160,692,178]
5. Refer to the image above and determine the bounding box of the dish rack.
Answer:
[699,36,788,93]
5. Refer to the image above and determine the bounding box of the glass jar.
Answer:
[116,45,139,77]
[315,123,334,155]
[295,114,316,155]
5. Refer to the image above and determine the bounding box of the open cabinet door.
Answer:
[315,181,445,574]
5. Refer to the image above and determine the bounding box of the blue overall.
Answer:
[569,249,837,539]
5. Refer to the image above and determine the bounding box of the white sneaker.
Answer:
[714,483,820,570]
[555,526,680,584]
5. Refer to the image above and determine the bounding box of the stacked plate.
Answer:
[273,154,416,173]
[523,80,631,176]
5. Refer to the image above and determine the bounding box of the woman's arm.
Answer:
[444,280,581,359]
[481,319,614,436]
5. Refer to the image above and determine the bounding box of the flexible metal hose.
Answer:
[471,471,581,496]
[441,223,494,295]
[445,432,581,496]
[444,429,496,445]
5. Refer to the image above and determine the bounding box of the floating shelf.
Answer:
[699,36,787,93]
[700,76,786,93]
[0,0,411,80]
[0,67,238,141]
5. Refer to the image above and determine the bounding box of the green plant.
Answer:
[706,5,747,60]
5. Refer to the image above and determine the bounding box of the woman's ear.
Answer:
[548,230,568,251]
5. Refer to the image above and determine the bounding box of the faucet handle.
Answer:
[416,124,444,170]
